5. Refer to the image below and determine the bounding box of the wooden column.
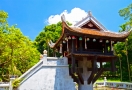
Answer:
[54,48,58,57]
[71,39,75,73]
[77,68,84,84]
[62,44,64,57]
[104,40,107,54]
[111,41,114,52]
[80,40,82,52]
[110,41,112,51]
[71,55,75,73]
[111,58,116,72]
[92,69,104,84]
[72,39,75,52]
[100,61,103,68]
[53,49,55,57]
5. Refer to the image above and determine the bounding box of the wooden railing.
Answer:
[74,49,113,55]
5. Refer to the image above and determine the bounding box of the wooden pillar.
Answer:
[111,41,113,51]
[54,48,57,57]
[75,37,78,51]
[71,38,75,73]
[80,40,82,52]
[53,49,55,57]
[71,55,75,73]
[72,38,75,52]
[100,61,103,68]
[111,58,116,72]
[104,40,107,54]
[93,56,98,73]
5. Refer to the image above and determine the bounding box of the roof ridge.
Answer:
[74,11,107,31]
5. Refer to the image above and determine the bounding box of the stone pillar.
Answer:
[104,77,107,86]
[9,77,15,90]
[43,50,47,65]
[78,57,93,90]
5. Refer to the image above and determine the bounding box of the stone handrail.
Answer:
[94,82,132,89]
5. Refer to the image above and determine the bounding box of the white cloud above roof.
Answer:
[47,8,87,25]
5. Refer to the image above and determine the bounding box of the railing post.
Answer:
[104,77,107,86]
[43,50,47,65]
[9,76,15,90]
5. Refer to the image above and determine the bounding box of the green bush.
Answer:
[12,78,23,88]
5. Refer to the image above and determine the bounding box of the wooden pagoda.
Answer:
[49,11,131,89]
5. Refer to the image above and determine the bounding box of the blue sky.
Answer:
[0,0,132,40]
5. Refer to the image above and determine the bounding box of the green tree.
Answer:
[117,3,132,81]
[114,44,123,81]
[0,10,8,24]
[101,4,132,81]
[119,3,132,28]
[0,11,40,81]
[35,21,71,56]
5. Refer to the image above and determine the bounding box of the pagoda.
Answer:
[49,11,131,90]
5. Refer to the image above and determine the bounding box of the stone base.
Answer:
[79,81,93,90]
[78,58,93,90]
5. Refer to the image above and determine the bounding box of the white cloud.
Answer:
[47,8,87,25]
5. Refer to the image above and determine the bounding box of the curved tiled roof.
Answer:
[63,14,131,38]
[49,15,132,48]
[68,27,131,39]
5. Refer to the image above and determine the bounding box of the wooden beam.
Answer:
[69,68,79,84]
[87,56,97,84]
[87,71,94,84]
[77,68,84,84]
[92,68,104,84]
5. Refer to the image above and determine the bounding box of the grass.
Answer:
[96,79,121,82]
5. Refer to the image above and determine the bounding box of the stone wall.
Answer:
[18,57,75,90]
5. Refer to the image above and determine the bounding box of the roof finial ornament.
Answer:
[61,14,66,22]
[88,11,92,16]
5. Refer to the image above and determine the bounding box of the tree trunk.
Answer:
[119,57,122,81]
[125,40,131,82]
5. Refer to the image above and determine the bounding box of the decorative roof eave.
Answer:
[68,27,132,40]
[62,14,132,40]
[49,15,66,48]
[74,11,107,31]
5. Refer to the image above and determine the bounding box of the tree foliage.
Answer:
[119,3,132,31]
[0,11,40,81]
[0,10,8,24]
[101,3,132,82]
[104,3,132,82]
[35,21,71,56]
[116,3,132,82]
